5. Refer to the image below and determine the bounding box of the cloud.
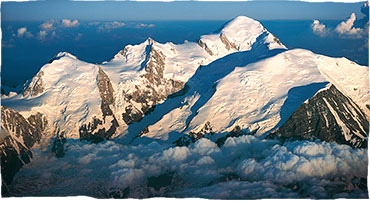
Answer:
[93,21,155,32]
[312,12,367,39]
[17,27,27,37]
[136,23,155,28]
[40,20,57,31]
[38,30,47,40]
[62,19,80,28]
[109,21,126,29]
[335,13,364,39]
[311,20,328,37]
[98,21,126,32]
[12,19,83,42]
[16,27,33,38]
[7,135,368,198]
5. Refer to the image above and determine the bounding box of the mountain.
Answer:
[1,16,369,190]
[1,16,285,143]
[197,16,285,57]
[135,49,369,147]
[1,106,47,192]
[270,84,368,148]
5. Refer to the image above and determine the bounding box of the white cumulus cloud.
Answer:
[311,20,328,37]
[312,13,367,39]
[335,13,364,38]
[17,27,27,37]
[40,20,57,31]
[16,27,33,38]
[98,21,126,32]
[62,19,80,28]
[109,21,126,29]
[136,23,155,28]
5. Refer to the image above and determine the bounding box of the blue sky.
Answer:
[1,1,367,21]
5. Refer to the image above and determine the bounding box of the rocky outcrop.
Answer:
[220,33,238,51]
[122,104,144,125]
[174,121,214,146]
[188,121,215,140]
[22,71,44,97]
[270,85,369,148]
[51,131,67,158]
[142,43,166,86]
[271,34,283,46]
[121,42,185,126]
[1,106,47,187]
[97,67,116,118]
[197,39,214,56]
[79,67,119,143]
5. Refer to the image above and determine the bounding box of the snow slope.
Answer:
[2,52,102,139]
[141,49,369,142]
[2,16,287,141]
[1,16,368,145]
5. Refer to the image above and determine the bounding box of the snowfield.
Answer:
[1,15,290,141]
[2,52,103,139]
[141,48,369,141]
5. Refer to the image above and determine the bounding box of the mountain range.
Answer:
[1,16,369,195]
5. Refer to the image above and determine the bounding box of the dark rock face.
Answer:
[188,121,214,140]
[173,135,196,147]
[270,85,369,148]
[197,39,214,56]
[23,71,44,97]
[51,131,67,158]
[121,43,185,125]
[0,130,32,185]
[1,106,47,149]
[174,121,214,146]
[79,67,119,143]
[79,116,119,143]
[97,67,115,117]
[143,45,166,86]
[216,126,244,147]
[0,106,47,189]
[271,34,283,46]
[122,105,143,125]
[220,33,238,51]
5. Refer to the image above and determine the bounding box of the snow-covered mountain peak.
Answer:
[145,37,155,45]
[221,16,264,33]
[220,16,287,50]
[13,55,103,138]
[20,51,86,98]
[198,16,286,57]
[52,51,78,62]
[110,37,161,64]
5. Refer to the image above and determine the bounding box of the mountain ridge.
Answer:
[1,16,369,191]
